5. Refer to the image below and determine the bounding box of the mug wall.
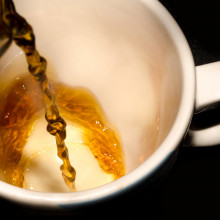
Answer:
[1,0,183,174]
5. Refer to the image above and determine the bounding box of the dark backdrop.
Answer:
[156,0,220,219]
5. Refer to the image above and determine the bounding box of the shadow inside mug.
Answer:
[190,102,220,130]
[0,150,178,219]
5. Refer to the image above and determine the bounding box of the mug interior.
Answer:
[0,0,194,207]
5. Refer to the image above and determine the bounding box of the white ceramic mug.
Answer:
[0,0,220,210]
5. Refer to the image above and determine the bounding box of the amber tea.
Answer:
[0,73,125,192]
[0,0,125,192]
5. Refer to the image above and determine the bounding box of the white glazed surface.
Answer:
[0,0,195,207]
[189,62,220,147]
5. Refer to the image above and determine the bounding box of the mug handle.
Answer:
[187,61,220,147]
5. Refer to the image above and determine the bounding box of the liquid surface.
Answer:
[0,74,125,191]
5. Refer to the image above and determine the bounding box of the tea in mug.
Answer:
[0,0,125,192]
[0,0,160,192]
[0,72,125,192]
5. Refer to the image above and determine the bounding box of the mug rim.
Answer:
[0,0,195,208]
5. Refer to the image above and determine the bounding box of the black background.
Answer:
[157,0,220,219]
[1,0,220,219]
